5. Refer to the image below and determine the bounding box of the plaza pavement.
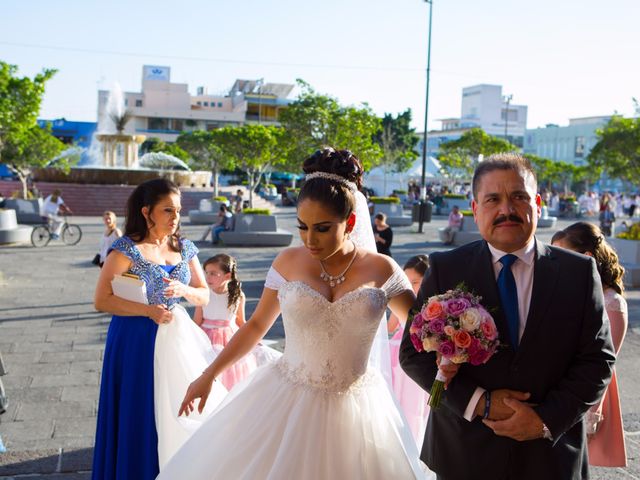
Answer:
[0,207,638,479]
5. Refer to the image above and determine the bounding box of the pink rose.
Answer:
[438,340,455,357]
[412,312,426,330]
[423,301,445,320]
[469,347,491,366]
[480,320,497,341]
[443,325,456,337]
[453,329,472,349]
[428,318,446,335]
[444,298,471,317]
[467,337,482,354]
[410,333,423,352]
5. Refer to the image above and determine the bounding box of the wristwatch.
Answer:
[541,423,553,441]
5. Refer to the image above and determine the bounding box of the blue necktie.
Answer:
[497,254,520,350]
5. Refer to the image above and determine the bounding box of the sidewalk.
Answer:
[0,210,638,478]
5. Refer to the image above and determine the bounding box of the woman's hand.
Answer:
[147,304,173,325]
[163,278,189,299]
[436,353,460,388]
[179,372,215,416]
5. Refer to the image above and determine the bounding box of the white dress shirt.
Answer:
[463,237,537,421]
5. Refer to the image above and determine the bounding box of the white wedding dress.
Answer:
[158,266,431,479]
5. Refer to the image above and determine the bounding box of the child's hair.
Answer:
[203,254,242,309]
[551,222,625,294]
[403,254,429,277]
[103,210,116,219]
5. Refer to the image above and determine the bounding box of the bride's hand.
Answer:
[179,372,215,417]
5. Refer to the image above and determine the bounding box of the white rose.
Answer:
[422,336,439,352]
[460,308,482,332]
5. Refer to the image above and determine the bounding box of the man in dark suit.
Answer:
[400,154,615,479]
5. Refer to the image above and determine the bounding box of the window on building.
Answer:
[501,109,518,122]
[575,136,585,158]
[218,102,223,107]
[124,99,128,106]
[148,118,169,131]
[197,101,202,106]
[135,99,143,107]
[171,119,183,131]
[206,122,220,131]
[204,102,209,106]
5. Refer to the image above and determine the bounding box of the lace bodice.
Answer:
[110,236,199,307]
[265,265,411,393]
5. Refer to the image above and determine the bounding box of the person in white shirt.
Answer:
[42,189,72,239]
[98,211,122,266]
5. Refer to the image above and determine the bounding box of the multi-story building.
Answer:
[97,66,294,143]
[523,116,611,166]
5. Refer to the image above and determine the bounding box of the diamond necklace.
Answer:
[319,245,358,288]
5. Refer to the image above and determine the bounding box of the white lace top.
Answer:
[265,264,411,393]
[202,290,238,323]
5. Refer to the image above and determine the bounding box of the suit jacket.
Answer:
[399,239,615,480]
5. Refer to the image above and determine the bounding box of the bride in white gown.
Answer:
[159,148,431,479]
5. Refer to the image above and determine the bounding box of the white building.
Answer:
[97,66,293,143]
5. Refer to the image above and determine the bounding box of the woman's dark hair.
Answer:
[551,222,625,294]
[299,147,364,219]
[403,254,429,277]
[124,178,182,252]
[203,254,242,309]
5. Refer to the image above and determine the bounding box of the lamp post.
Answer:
[257,78,264,124]
[503,93,513,141]
[418,0,434,234]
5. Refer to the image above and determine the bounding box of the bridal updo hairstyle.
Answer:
[299,147,364,220]
[551,222,625,295]
[125,178,183,252]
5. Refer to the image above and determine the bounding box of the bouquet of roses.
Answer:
[409,285,500,409]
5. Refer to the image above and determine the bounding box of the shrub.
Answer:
[459,209,474,217]
[443,194,467,199]
[392,189,408,195]
[617,222,640,240]
[213,196,228,202]
[287,187,300,193]
[242,208,271,215]
[370,196,401,204]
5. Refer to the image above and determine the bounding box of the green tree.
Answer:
[141,137,190,162]
[279,80,382,171]
[438,128,516,180]
[0,62,66,198]
[373,109,419,193]
[212,124,285,207]
[588,115,640,183]
[177,131,233,197]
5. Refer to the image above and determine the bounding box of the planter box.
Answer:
[440,197,471,215]
[610,238,640,264]
[0,209,31,244]
[372,203,413,227]
[220,213,293,246]
[3,199,43,224]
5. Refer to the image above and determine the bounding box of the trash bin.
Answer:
[412,201,433,223]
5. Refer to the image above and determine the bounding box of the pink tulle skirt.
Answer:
[389,327,430,447]
[201,319,257,390]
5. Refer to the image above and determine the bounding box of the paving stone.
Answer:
[60,386,99,403]
[16,401,94,421]
[30,374,99,388]
[0,327,25,336]
[39,351,101,363]
[0,334,47,343]
[11,342,73,354]
[59,447,93,473]
[0,375,32,390]
[53,418,96,438]
[70,341,103,352]
[7,363,70,376]
[0,420,55,442]
[68,362,102,375]
[0,352,41,366]
[4,387,62,403]
[0,449,59,475]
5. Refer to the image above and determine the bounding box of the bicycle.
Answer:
[31,214,83,247]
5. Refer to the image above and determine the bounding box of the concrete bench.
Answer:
[0,209,32,245]
[220,213,293,247]
[438,217,481,246]
[3,199,44,224]
[188,200,230,225]
[372,203,413,227]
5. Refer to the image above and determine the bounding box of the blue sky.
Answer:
[2,0,638,130]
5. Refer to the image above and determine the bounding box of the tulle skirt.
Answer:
[390,327,430,448]
[154,305,228,469]
[158,361,431,479]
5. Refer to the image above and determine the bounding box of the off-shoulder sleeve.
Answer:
[108,236,138,262]
[181,238,199,262]
[381,262,412,298]
[264,266,287,291]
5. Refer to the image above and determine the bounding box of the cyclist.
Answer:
[42,189,72,239]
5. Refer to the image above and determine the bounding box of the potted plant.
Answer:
[612,223,640,264]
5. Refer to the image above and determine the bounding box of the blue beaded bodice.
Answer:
[110,236,199,307]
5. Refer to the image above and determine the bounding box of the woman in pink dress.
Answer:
[193,254,257,389]
[552,222,628,467]
[387,254,430,446]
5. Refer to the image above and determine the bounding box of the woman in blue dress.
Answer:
[91,178,211,480]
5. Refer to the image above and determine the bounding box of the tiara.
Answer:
[304,172,357,193]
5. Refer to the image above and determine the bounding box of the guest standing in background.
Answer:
[373,212,393,256]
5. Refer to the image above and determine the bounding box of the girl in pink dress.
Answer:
[194,254,257,390]
[552,222,628,467]
[387,254,430,447]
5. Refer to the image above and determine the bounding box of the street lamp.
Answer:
[503,93,513,141]
[256,78,264,124]
[418,0,434,234]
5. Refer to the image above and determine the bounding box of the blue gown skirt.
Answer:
[92,315,159,480]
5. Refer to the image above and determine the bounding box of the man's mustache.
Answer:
[493,214,523,226]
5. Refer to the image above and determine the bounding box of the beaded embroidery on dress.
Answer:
[158,264,432,479]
